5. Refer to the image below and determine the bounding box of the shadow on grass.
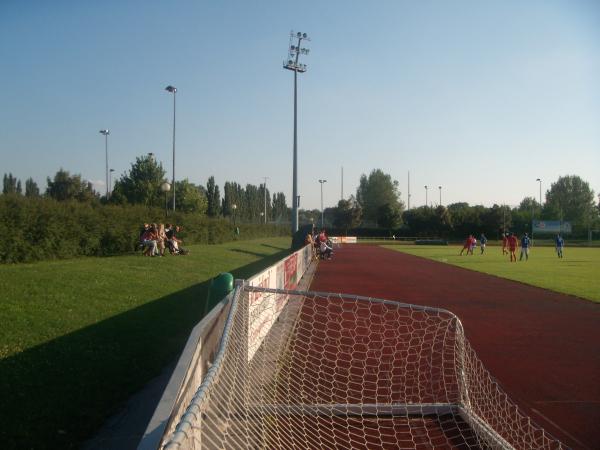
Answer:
[0,249,289,450]
[228,248,274,258]
[261,243,289,251]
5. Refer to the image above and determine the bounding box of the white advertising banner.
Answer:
[247,245,313,360]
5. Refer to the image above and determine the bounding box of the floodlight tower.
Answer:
[165,85,177,211]
[99,129,110,197]
[284,31,311,233]
[424,185,428,207]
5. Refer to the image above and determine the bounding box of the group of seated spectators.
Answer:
[306,228,334,260]
[139,223,188,257]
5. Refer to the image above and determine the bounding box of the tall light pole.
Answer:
[319,179,327,229]
[165,85,177,211]
[109,168,115,198]
[284,31,311,234]
[99,129,110,198]
[536,178,542,206]
[263,176,269,224]
[424,185,428,207]
[438,186,442,206]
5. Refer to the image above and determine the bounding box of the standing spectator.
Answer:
[555,234,565,258]
[157,224,167,256]
[479,233,488,255]
[520,233,531,261]
[507,232,518,262]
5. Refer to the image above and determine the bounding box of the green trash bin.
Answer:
[205,272,234,317]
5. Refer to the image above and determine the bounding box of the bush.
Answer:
[0,195,289,263]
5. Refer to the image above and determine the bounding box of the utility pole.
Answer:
[284,31,311,233]
[438,186,442,206]
[165,85,177,211]
[424,185,428,207]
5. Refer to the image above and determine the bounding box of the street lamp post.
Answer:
[109,168,115,198]
[319,179,327,229]
[232,204,238,230]
[284,31,311,234]
[438,186,442,206]
[99,129,110,198]
[161,182,171,217]
[536,178,542,206]
[424,185,428,207]
[165,85,177,211]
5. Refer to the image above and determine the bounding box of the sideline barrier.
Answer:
[138,244,315,450]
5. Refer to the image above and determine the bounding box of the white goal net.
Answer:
[160,283,565,449]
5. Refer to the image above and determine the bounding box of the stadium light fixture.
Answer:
[536,178,542,206]
[424,185,428,207]
[283,31,311,233]
[165,85,177,212]
[438,186,442,206]
[99,129,110,198]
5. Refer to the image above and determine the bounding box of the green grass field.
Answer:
[383,243,600,303]
[0,237,290,449]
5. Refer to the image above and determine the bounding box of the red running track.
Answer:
[309,245,600,450]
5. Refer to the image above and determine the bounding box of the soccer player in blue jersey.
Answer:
[555,234,564,258]
[519,233,531,261]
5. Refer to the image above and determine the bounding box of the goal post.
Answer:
[160,284,565,450]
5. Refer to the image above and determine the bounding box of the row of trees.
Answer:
[316,172,599,239]
[4,164,598,237]
[3,155,290,223]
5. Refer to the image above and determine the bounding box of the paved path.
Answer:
[310,245,600,450]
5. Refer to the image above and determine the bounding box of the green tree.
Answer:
[272,193,288,222]
[174,179,208,214]
[25,178,40,197]
[206,176,221,217]
[3,173,21,194]
[356,169,404,225]
[46,169,97,202]
[332,197,362,234]
[544,175,595,234]
[111,155,166,207]
[377,203,402,233]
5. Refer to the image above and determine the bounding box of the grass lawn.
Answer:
[0,237,291,449]
[383,243,600,303]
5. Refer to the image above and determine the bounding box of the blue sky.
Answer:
[1,0,599,209]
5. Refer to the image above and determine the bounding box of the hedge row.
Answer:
[0,195,290,263]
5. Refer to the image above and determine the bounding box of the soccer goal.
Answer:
[160,282,565,449]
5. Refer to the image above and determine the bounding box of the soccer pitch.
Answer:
[383,244,600,303]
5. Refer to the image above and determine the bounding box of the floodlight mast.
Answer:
[284,31,310,233]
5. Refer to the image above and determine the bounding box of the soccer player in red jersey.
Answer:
[501,232,509,255]
[507,232,518,262]
[460,235,473,256]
